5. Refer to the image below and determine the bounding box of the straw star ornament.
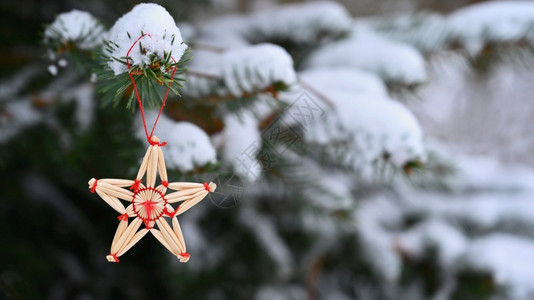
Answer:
[88,136,216,263]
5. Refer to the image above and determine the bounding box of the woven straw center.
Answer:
[132,187,167,222]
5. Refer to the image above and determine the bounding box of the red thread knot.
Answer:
[90,180,98,193]
[162,181,169,188]
[163,207,177,218]
[149,140,167,147]
[203,182,211,192]
[117,213,129,222]
[130,179,141,192]
[181,252,190,258]
[110,253,119,263]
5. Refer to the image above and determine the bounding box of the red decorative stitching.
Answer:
[203,182,211,192]
[117,213,129,221]
[130,179,141,192]
[90,180,98,193]
[162,181,168,188]
[110,253,119,263]
[181,252,190,258]
[132,187,168,223]
[149,140,167,147]
[163,207,177,218]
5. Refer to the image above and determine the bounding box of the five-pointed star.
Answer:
[88,136,216,263]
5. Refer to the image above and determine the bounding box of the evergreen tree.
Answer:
[2,1,534,299]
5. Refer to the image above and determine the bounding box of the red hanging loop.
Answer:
[126,34,178,146]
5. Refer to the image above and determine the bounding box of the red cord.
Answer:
[126,34,178,146]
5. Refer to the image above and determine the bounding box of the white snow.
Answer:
[355,147,534,298]
[356,194,403,282]
[463,234,534,299]
[304,26,427,85]
[48,65,58,76]
[44,9,106,50]
[396,219,468,267]
[196,1,351,48]
[184,44,297,99]
[221,44,296,97]
[304,91,425,167]
[61,83,95,131]
[247,1,352,43]
[136,110,217,172]
[216,111,263,182]
[447,1,534,55]
[58,59,68,68]
[105,3,188,75]
[299,67,388,97]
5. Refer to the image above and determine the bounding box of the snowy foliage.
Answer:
[304,26,427,84]
[357,152,534,299]
[105,3,187,75]
[17,1,534,299]
[184,44,296,99]
[296,70,424,167]
[44,10,106,50]
[246,1,352,44]
[196,1,351,49]
[137,111,217,173]
[366,2,534,56]
[447,1,534,55]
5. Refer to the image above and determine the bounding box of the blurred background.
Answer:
[2,0,534,299]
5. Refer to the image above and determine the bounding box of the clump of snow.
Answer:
[48,65,58,76]
[44,10,106,50]
[304,27,427,85]
[184,44,296,99]
[304,91,425,167]
[447,1,534,55]
[221,44,296,97]
[137,111,217,172]
[58,59,68,67]
[247,1,352,44]
[463,234,534,299]
[105,3,188,75]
